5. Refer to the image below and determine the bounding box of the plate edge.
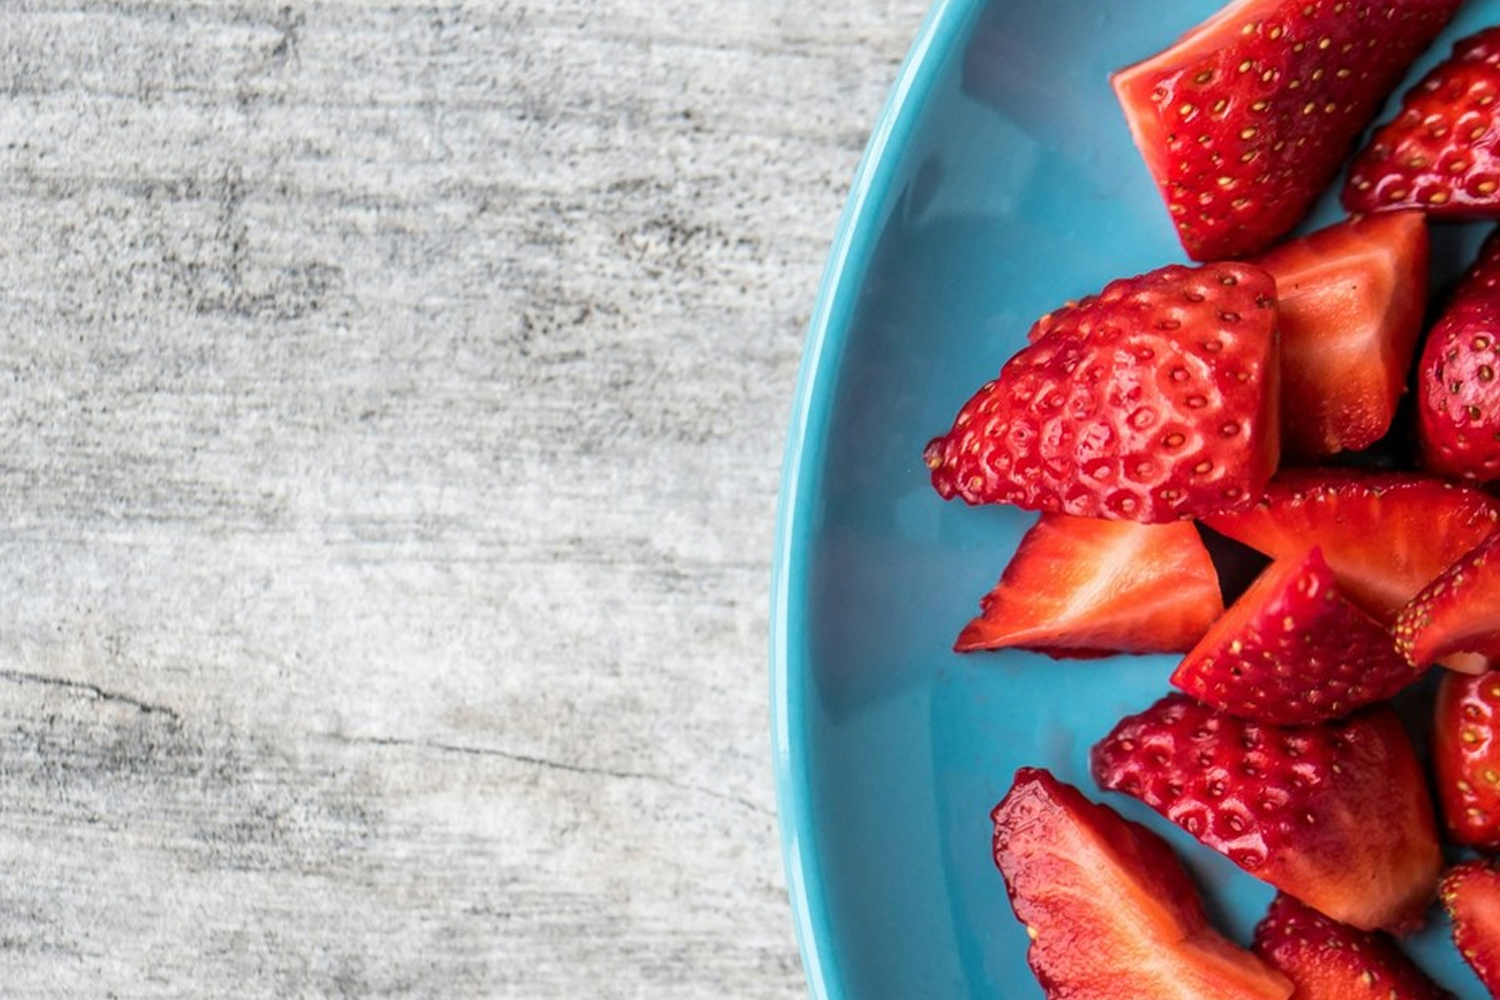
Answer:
[768,1,985,997]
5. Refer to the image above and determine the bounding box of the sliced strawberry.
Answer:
[1395,529,1500,668]
[1113,0,1461,260]
[1252,893,1454,1000]
[1440,860,1500,997]
[925,261,1279,523]
[1345,26,1500,217]
[957,514,1223,656]
[1092,695,1442,932]
[1252,211,1429,460]
[1417,229,1500,482]
[1170,546,1420,725]
[1430,669,1500,850]
[992,767,1292,1000]
[1202,469,1500,624]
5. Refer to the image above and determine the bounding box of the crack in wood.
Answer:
[0,669,181,721]
[332,732,773,818]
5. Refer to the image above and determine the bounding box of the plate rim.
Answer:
[768,1,984,997]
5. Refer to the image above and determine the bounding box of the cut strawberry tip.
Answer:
[1111,0,1264,185]
[993,767,1293,1000]
[956,514,1223,657]
[1395,528,1500,669]
[1170,546,1421,726]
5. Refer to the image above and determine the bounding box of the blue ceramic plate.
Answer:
[771,1,1500,998]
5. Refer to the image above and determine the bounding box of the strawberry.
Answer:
[957,514,1223,656]
[1092,694,1442,932]
[1416,229,1500,482]
[1253,211,1429,460]
[992,767,1293,1000]
[1345,26,1500,217]
[1440,860,1500,997]
[1395,528,1500,668]
[1112,0,1461,261]
[1202,469,1500,624]
[1430,669,1500,849]
[1170,546,1420,725]
[924,261,1280,523]
[1252,893,1454,1000]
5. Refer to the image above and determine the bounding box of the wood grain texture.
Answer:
[0,0,927,996]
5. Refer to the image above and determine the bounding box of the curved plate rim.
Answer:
[768,1,983,997]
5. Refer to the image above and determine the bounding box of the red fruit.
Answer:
[992,767,1292,1000]
[1113,0,1461,261]
[1346,26,1500,217]
[1440,860,1500,997]
[1395,529,1500,668]
[925,261,1279,523]
[1430,669,1500,849]
[1253,211,1429,460]
[1092,695,1442,932]
[957,514,1223,656]
[1417,230,1500,481]
[1170,546,1419,726]
[1202,469,1500,624]
[1252,893,1454,1000]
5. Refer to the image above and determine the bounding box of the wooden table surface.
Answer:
[0,1,927,996]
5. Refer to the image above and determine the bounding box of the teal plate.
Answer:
[771,1,1500,998]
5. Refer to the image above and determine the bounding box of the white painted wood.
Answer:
[0,1,928,996]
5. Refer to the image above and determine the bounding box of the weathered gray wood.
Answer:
[0,1,926,996]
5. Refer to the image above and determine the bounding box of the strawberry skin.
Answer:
[1441,860,1500,997]
[1417,230,1500,482]
[925,261,1279,523]
[1170,546,1420,726]
[1113,0,1461,261]
[1092,695,1442,932]
[1395,529,1500,668]
[992,767,1292,1000]
[1253,211,1429,460]
[1203,469,1500,625]
[1252,893,1454,1000]
[957,514,1223,656]
[1430,669,1500,849]
[1346,26,1500,217]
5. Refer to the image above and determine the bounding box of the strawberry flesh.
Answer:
[1092,694,1441,932]
[1170,546,1420,725]
[957,513,1223,656]
[1346,26,1500,217]
[1441,860,1500,997]
[1252,211,1429,460]
[992,767,1292,1000]
[1252,893,1454,1000]
[1430,669,1500,850]
[1202,469,1500,625]
[1395,528,1500,667]
[1417,228,1500,482]
[1113,0,1461,260]
[925,261,1279,522]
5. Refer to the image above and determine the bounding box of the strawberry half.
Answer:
[1170,546,1420,726]
[957,514,1223,656]
[1253,211,1429,460]
[1345,26,1500,217]
[1113,0,1461,260]
[1092,694,1442,932]
[1430,669,1500,849]
[992,767,1293,1000]
[1202,469,1500,624]
[1441,860,1500,997]
[925,261,1279,523]
[1417,229,1500,482]
[1395,528,1500,668]
[1252,893,1454,1000]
